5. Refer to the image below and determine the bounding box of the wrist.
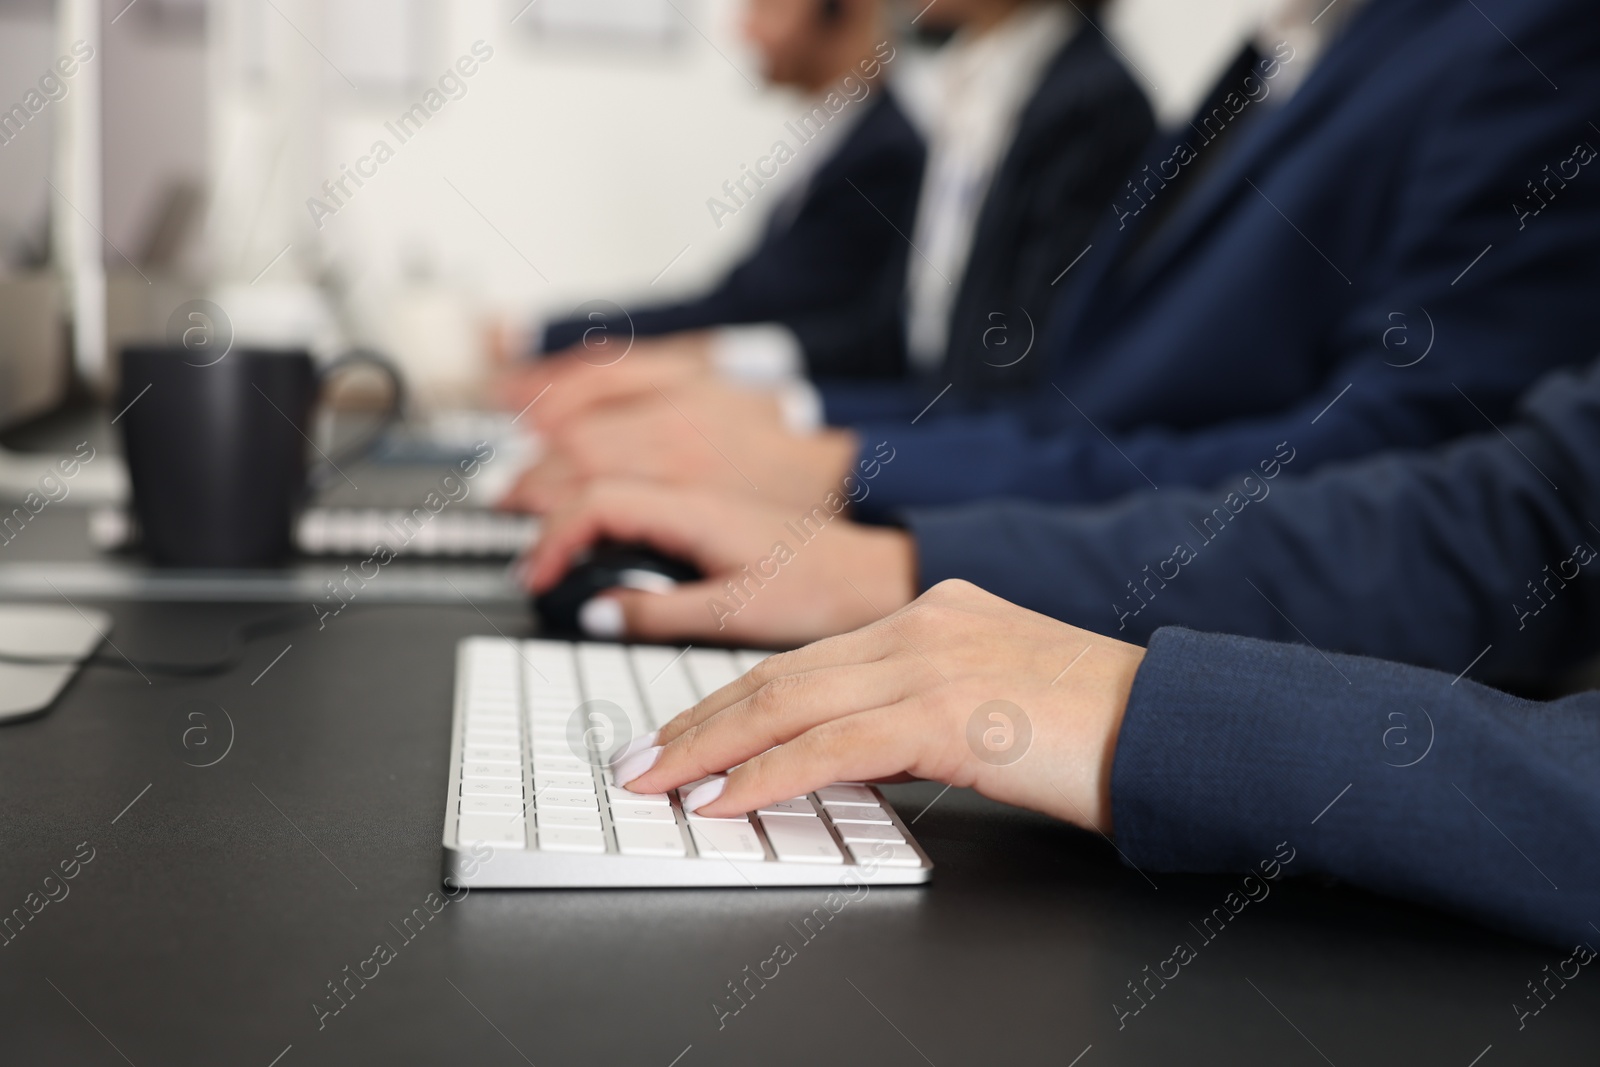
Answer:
[1010,634,1144,836]
[862,526,918,613]
[1087,640,1144,834]
[814,428,860,484]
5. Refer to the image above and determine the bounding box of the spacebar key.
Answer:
[760,815,843,864]
[690,820,765,861]
[615,821,688,857]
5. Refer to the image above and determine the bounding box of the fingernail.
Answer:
[610,730,659,766]
[683,776,727,813]
[579,596,624,638]
[613,745,662,786]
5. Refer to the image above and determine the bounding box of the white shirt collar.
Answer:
[1255,0,1371,98]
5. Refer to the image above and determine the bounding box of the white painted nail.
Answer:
[579,596,625,638]
[683,776,727,813]
[613,746,662,787]
[610,730,659,767]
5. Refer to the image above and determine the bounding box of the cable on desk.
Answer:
[0,607,311,677]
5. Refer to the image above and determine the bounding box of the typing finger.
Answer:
[684,706,927,818]
[618,658,912,792]
[652,625,906,744]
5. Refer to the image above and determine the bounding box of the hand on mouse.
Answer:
[524,481,917,645]
[614,580,1146,835]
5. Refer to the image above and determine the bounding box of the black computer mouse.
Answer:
[532,541,701,636]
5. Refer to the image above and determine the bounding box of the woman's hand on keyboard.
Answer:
[525,480,917,645]
[615,579,1147,835]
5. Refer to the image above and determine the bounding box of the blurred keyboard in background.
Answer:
[87,409,541,559]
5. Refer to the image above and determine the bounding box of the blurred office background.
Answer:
[0,0,1273,420]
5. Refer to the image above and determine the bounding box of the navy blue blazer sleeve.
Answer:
[850,0,1600,510]
[1114,627,1600,946]
[906,358,1600,686]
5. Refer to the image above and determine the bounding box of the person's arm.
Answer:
[609,580,1599,947]
[906,359,1600,685]
[1116,627,1600,948]
[847,8,1600,513]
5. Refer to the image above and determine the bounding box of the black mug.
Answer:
[116,346,404,567]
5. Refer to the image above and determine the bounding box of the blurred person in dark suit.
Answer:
[499,0,926,395]
[501,0,1600,526]
[503,0,1152,441]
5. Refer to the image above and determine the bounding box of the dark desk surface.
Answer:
[2,598,1598,1066]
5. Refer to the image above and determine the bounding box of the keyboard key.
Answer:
[469,705,519,720]
[834,821,905,844]
[537,807,601,829]
[615,821,688,857]
[463,762,522,781]
[757,797,817,817]
[691,821,765,861]
[537,792,599,811]
[760,815,844,864]
[535,774,598,793]
[576,643,648,728]
[631,645,700,725]
[522,639,579,679]
[466,723,520,737]
[538,826,606,853]
[463,746,521,764]
[611,804,676,824]
[817,784,876,806]
[466,732,521,748]
[461,797,527,817]
[461,779,523,798]
[533,756,591,774]
[685,648,742,697]
[467,723,521,739]
[849,843,922,868]
[458,815,526,848]
[607,785,670,807]
[734,650,774,674]
[685,808,749,824]
[825,804,891,824]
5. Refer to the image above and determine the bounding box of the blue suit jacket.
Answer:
[908,356,1600,687]
[541,86,924,379]
[834,0,1600,511]
[797,28,1152,387]
[1117,627,1600,946]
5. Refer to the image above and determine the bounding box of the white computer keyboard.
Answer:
[90,506,539,558]
[441,638,933,887]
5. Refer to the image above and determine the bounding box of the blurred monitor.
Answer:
[0,4,69,433]
[0,274,68,433]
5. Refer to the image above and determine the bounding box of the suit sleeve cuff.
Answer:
[1110,627,1356,874]
[710,324,806,384]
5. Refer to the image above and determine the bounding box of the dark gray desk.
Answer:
[3,598,1598,1065]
